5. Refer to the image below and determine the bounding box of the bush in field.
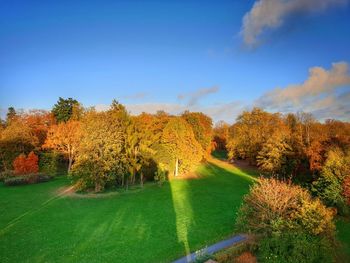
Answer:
[13,152,39,175]
[236,178,336,262]
[3,173,51,186]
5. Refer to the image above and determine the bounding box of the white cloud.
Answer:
[241,0,347,46]
[255,62,350,121]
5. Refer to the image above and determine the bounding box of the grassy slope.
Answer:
[0,159,256,263]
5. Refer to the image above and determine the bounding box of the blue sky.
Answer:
[1,0,350,122]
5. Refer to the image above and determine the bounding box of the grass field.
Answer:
[1,157,349,262]
[0,158,256,263]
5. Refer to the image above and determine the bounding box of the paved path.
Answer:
[172,234,247,263]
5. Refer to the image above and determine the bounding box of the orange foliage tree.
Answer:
[13,151,39,174]
[44,120,81,172]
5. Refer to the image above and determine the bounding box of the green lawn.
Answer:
[0,158,256,263]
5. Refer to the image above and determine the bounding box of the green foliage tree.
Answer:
[70,102,129,192]
[52,97,79,123]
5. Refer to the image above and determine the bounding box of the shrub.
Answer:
[4,176,29,186]
[258,231,333,263]
[0,170,14,181]
[4,173,51,186]
[236,178,337,262]
[236,178,335,237]
[13,152,39,175]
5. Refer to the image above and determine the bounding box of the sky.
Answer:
[1,0,350,122]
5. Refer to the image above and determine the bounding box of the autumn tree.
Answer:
[125,114,159,188]
[257,129,292,177]
[236,178,336,263]
[159,117,203,176]
[71,101,129,192]
[13,151,39,175]
[213,121,229,151]
[0,119,38,170]
[52,97,80,123]
[227,108,283,163]
[44,120,81,172]
[22,110,56,146]
[312,148,350,215]
[182,111,213,155]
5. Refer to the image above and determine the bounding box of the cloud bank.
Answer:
[256,61,350,120]
[241,0,347,46]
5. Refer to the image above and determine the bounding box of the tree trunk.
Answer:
[68,156,73,173]
[140,172,143,188]
[175,157,179,177]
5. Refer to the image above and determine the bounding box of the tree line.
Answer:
[0,98,213,192]
[213,107,350,214]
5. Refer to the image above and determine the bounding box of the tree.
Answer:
[257,130,292,177]
[44,120,81,172]
[298,112,315,146]
[236,178,336,263]
[6,107,17,124]
[227,108,283,163]
[160,117,203,176]
[52,97,79,123]
[22,110,56,146]
[71,102,129,192]
[125,115,158,188]
[312,148,350,215]
[213,121,229,151]
[182,111,213,155]
[0,119,38,170]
